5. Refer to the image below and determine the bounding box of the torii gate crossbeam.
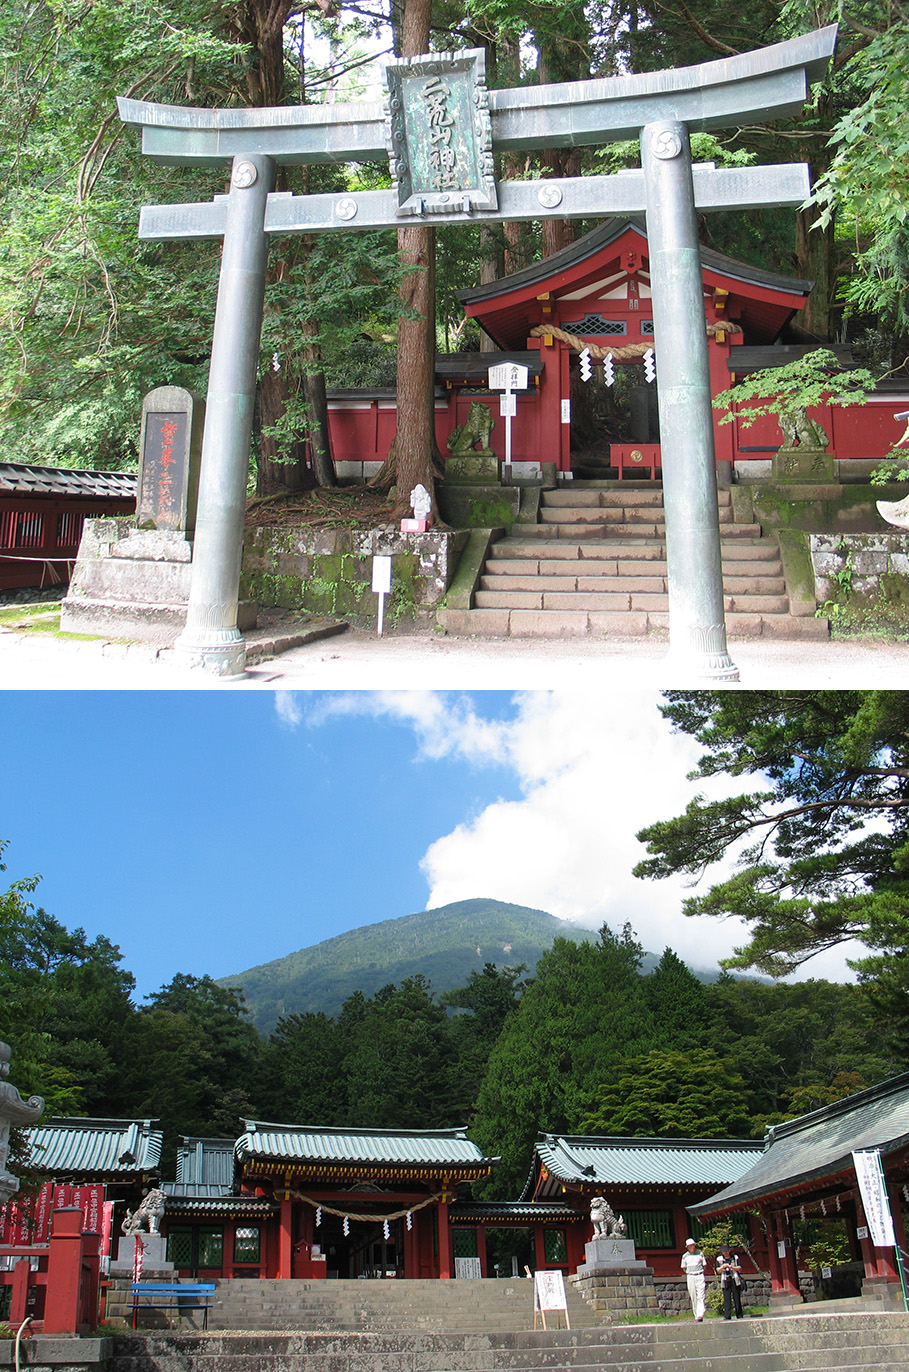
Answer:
[118,26,837,679]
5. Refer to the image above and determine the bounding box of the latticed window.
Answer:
[233,1227,260,1263]
[543,1229,567,1263]
[624,1210,675,1249]
[167,1227,194,1267]
[198,1228,223,1268]
[452,1228,478,1259]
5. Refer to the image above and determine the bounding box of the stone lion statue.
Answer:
[447,402,495,458]
[590,1196,627,1239]
[122,1185,167,1235]
[779,407,829,451]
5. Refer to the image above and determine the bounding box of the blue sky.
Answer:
[1,690,857,1004]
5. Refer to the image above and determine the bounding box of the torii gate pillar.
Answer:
[174,154,275,676]
[642,120,736,677]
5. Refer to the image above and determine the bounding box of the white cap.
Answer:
[685,1237,696,1245]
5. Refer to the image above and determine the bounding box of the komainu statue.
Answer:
[447,402,495,458]
[778,407,829,451]
[590,1195,628,1238]
[122,1185,167,1234]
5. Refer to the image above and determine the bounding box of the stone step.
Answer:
[480,573,787,597]
[437,607,830,640]
[475,590,791,614]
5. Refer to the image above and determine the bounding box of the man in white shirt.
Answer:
[680,1237,707,1321]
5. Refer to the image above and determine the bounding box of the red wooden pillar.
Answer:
[476,1225,488,1279]
[277,1187,293,1280]
[437,1198,453,1279]
[10,1258,31,1325]
[44,1207,85,1334]
[769,1210,801,1300]
[533,1225,547,1271]
[559,344,571,471]
[80,1229,101,1330]
[533,336,563,472]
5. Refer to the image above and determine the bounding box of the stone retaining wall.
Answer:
[809,532,909,610]
[653,1274,772,1315]
[241,525,468,626]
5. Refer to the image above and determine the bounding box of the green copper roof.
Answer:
[532,1134,763,1196]
[236,1122,496,1170]
[450,1201,583,1224]
[25,1117,163,1178]
[691,1071,909,1219]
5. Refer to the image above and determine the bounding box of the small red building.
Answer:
[525,1133,766,1279]
[326,219,909,482]
[0,463,135,594]
[690,1071,909,1308]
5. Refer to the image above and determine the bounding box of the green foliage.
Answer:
[809,22,909,330]
[634,691,909,1047]
[578,1049,751,1138]
[713,350,877,430]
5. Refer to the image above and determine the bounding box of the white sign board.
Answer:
[534,1269,567,1312]
[488,362,529,392]
[853,1151,896,1248]
[372,555,392,593]
[499,393,516,418]
[455,1257,483,1279]
[561,399,571,424]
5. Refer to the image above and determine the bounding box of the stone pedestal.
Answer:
[579,1236,650,1273]
[110,1232,173,1277]
[772,447,836,482]
[572,1236,661,1320]
[61,519,256,645]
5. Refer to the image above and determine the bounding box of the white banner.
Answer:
[853,1150,896,1248]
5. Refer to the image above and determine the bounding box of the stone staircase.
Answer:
[105,1310,909,1372]
[205,1276,602,1332]
[438,482,828,640]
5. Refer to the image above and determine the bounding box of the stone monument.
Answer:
[61,384,256,645]
[0,1041,45,1205]
[110,1184,173,1276]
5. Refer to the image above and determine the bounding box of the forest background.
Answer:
[0,0,906,504]
[2,881,901,1193]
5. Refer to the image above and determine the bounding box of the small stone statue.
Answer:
[778,407,829,452]
[0,1042,45,1204]
[590,1195,627,1239]
[410,483,432,522]
[121,1185,167,1235]
[446,401,495,457]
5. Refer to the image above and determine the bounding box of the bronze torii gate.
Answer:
[119,26,836,679]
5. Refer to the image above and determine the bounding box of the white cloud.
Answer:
[304,689,514,764]
[274,691,304,728]
[412,691,858,981]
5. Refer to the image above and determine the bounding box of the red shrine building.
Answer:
[326,219,909,482]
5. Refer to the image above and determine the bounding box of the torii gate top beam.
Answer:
[118,25,836,167]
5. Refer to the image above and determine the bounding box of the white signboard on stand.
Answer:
[533,1270,569,1329]
[488,362,529,470]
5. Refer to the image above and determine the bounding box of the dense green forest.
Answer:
[2,840,900,1189]
[0,0,904,490]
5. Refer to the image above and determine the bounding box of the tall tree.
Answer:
[634,690,909,1047]
[471,926,657,1195]
[578,1048,752,1138]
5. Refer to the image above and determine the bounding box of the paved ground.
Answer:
[3,619,909,690]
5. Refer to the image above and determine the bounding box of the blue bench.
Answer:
[130,1281,216,1329]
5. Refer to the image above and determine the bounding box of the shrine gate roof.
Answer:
[458,219,813,351]
[0,462,136,499]
[236,1122,496,1171]
[690,1070,909,1219]
[24,1117,163,1179]
[529,1134,763,1199]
